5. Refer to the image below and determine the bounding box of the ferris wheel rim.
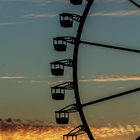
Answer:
[72,0,95,139]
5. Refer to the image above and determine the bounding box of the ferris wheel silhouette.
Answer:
[50,0,140,139]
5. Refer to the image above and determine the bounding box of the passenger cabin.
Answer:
[55,111,69,124]
[70,0,82,5]
[63,135,77,140]
[51,87,65,100]
[60,13,73,28]
[50,62,64,76]
[53,38,67,52]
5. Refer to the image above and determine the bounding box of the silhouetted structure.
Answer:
[53,37,75,51]
[51,82,73,100]
[50,59,73,76]
[136,136,140,140]
[51,87,65,100]
[60,13,73,28]
[60,13,81,28]
[50,0,140,139]
[51,62,64,76]
[55,111,69,124]
[70,0,82,5]
[63,125,85,140]
[55,104,77,124]
[53,37,67,52]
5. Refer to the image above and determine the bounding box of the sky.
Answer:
[0,0,140,139]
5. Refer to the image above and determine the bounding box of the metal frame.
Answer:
[50,0,140,139]
[63,125,85,140]
[60,13,81,22]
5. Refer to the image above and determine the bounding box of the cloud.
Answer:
[47,74,140,86]
[23,13,57,19]
[0,76,25,80]
[0,0,68,6]
[0,119,140,140]
[90,9,140,16]
[0,20,34,26]
[92,124,140,139]
[22,6,140,21]
[0,0,139,28]
[30,80,42,83]
[79,75,140,83]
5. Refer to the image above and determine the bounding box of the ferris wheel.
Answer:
[50,0,140,139]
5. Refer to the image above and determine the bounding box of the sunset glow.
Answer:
[0,119,140,140]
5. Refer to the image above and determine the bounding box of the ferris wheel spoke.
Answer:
[80,40,140,53]
[82,87,140,107]
[128,0,140,8]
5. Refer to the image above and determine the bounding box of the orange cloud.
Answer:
[0,119,140,140]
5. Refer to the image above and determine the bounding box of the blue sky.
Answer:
[0,0,140,139]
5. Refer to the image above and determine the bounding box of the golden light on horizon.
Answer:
[0,120,140,140]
